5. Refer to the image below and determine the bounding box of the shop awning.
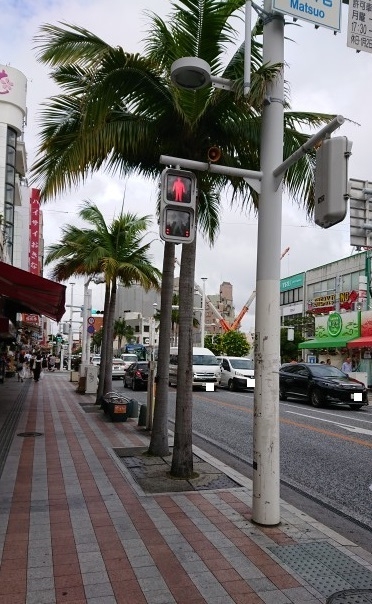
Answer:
[0,261,66,322]
[298,337,352,349]
[347,337,372,349]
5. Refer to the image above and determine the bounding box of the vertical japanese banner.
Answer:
[29,188,41,275]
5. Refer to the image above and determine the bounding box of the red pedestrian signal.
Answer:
[160,168,197,243]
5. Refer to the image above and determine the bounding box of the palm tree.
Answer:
[45,201,161,400]
[31,0,333,476]
[113,318,134,352]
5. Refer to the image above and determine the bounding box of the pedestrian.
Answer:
[326,358,331,365]
[48,354,56,371]
[341,357,352,373]
[33,352,43,382]
[17,356,25,382]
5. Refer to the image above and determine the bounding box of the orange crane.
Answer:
[175,246,290,332]
[230,246,290,331]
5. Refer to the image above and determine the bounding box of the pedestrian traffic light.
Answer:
[160,168,197,244]
[314,136,352,229]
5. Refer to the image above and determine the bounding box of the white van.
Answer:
[120,353,138,370]
[218,356,255,391]
[169,347,221,389]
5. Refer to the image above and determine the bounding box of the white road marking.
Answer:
[285,410,372,436]
[282,403,372,425]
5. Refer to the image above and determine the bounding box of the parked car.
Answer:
[279,362,368,409]
[120,353,138,371]
[123,361,149,390]
[91,355,101,366]
[112,358,126,379]
[218,356,255,391]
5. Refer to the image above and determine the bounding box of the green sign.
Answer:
[280,273,304,292]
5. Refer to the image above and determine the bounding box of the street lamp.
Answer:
[67,282,75,371]
[201,277,207,346]
[169,2,284,527]
[167,2,345,526]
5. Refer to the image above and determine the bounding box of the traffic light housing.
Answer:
[159,168,197,244]
[314,136,352,229]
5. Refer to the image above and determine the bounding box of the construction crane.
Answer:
[230,247,290,330]
[229,247,290,330]
[174,258,231,331]
[175,246,290,333]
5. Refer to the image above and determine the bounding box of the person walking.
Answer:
[48,354,56,371]
[33,352,43,382]
[341,357,352,373]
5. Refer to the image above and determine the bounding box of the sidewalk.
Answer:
[0,373,372,604]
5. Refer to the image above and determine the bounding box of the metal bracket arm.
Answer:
[273,115,345,189]
[159,155,262,193]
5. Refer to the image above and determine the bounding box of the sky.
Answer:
[2,0,372,333]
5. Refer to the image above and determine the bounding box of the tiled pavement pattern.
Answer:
[0,373,372,604]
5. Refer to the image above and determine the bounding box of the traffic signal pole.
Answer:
[164,0,347,526]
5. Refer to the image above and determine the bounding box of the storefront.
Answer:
[298,311,359,366]
[347,310,372,386]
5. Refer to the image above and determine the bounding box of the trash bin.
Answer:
[102,392,132,422]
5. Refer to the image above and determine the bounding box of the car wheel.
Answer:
[132,380,137,391]
[279,387,287,401]
[351,404,363,410]
[228,380,235,391]
[311,389,323,408]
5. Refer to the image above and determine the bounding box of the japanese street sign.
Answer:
[87,316,95,325]
[272,0,342,31]
[347,0,372,53]
[87,325,95,334]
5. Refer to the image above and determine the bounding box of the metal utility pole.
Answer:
[67,282,75,372]
[201,277,207,346]
[165,0,347,527]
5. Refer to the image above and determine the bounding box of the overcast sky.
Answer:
[2,0,371,332]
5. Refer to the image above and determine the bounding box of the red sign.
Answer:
[29,189,41,275]
[23,314,40,326]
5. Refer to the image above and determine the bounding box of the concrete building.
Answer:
[0,65,64,347]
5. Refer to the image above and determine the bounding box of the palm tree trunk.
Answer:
[171,238,196,478]
[148,242,175,457]
[103,279,117,395]
[96,283,111,404]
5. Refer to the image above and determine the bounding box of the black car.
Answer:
[279,362,368,409]
[123,361,149,391]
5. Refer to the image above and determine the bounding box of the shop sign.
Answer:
[280,273,304,292]
[308,290,358,314]
[315,311,359,339]
[360,310,372,337]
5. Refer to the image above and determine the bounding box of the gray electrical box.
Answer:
[314,136,352,229]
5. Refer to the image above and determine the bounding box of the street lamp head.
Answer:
[171,57,211,90]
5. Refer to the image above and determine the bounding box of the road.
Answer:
[122,381,372,551]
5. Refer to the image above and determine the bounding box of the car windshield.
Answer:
[122,355,137,363]
[310,365,347,378]
[113,360,124,365]
[230,359,254,370]
[137,362,149,369]
[193,355,219,366]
